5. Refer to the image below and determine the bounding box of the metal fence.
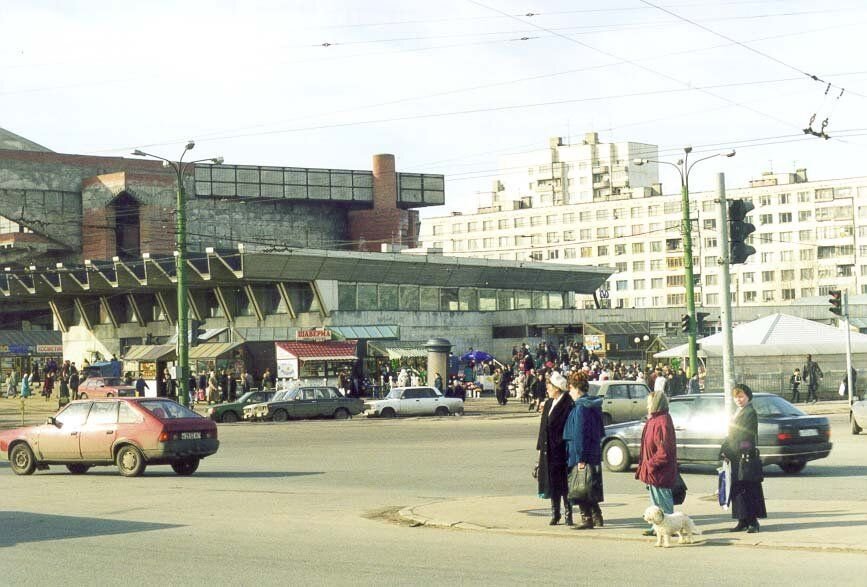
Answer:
[705,369,862,401]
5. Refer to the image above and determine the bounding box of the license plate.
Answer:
[799,429,819,437]
[181,432,201,440]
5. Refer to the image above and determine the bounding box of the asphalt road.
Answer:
[1,410,865,585]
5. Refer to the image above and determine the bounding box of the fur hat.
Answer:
[549,371,568,391]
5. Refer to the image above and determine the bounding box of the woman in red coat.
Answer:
[636,390,677,535]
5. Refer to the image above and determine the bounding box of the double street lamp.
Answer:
[131,141,223,406]
[634,147,735,378]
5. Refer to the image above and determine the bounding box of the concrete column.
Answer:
[347,153,410,252]
[424,337,452,388]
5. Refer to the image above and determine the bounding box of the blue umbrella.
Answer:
[459,350,493,362]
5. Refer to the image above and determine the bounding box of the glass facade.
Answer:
[337,282,567,312]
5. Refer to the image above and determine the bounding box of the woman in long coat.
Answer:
[563,370,605,529]
[636,390,677,535]
[721,383,767,533]
[536,371,575,525]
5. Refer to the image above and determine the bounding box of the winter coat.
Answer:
[636,411,678,488]
[563,395,604,468]
[536,393,575,499]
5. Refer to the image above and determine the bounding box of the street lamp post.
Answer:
[131,141,223,406]
[635,147,735,378]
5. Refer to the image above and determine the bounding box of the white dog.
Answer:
[642,505,702,548]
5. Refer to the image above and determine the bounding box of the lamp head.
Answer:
[684,145,693,154]
[162,161,170,168]
[212,157,224,165]
[724,149,736,158]
[632,158,646,166]
[185,140,196,151]
[132,149,146,156]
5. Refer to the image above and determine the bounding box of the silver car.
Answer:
[589,380,652,425]
[851,398,867,435]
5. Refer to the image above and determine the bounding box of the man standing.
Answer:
[802,354,823,404]
[135,373,149,398]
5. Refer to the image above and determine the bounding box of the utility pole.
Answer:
[716,173,736,416]
[844,293,854,405]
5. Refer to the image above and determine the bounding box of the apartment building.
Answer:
[419,134,867,311]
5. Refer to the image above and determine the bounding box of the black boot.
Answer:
[729,520,748,532]
[549,499,561,525]
[564,500,574,526]
[747,520,760,534]
[591,504,604,528]
[575,505,594,530]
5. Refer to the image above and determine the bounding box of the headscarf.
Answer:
[647,390,669,415]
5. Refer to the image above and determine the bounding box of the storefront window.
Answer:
[548,292,564,309]
[440,288,459,311]
[379,284,399,311]
[357,284,378,310]
[532,291,548,309]
[516,291,532,309]
[419,287,439,311]
[479,289,497,311]
[399,285,419,310]
[338,283,357,311]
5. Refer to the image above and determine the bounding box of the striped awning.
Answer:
[275,340,358,361]
[330,324,399,339]
[369,342,427,360]
[123,344,176,362]
[188,342,244,360]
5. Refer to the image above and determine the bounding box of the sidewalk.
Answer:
[399,492,867,553]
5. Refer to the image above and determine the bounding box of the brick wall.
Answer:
[347,154,413,252]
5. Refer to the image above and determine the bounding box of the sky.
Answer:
[3,0,867,215]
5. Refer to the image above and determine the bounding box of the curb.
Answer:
[396,500,867,555]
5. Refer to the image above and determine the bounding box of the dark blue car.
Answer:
[601,393,832,475]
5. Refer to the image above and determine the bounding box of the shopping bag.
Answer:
[839,381,846,397]
[717,460,731,510]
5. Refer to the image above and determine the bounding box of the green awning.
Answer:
[368,342,427,359]
[330,325,399,339]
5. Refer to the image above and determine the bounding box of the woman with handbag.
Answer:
[535,371,575,525]
[563,370,605,530]
[720,383,767,534]
[635,390,678,536]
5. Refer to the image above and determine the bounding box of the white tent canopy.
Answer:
[654,313,867,358]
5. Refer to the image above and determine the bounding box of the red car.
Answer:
[0,398,219,477]
[77,376,137,399]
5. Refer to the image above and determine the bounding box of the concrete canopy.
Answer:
[654,313,867,358]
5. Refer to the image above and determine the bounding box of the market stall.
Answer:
[122,344,176,397]
[274,340,358,387]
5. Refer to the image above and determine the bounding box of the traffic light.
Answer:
[829,290,843,317]
[696,311,710,333]
[680,314,691,333]
[728,199,756,264]
[189,319,206,347]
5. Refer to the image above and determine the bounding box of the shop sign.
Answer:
[8,344,32,355]
[295,328,331,342]
[277,358,299,379]
[37,345,63,354]
[584,334,606,356]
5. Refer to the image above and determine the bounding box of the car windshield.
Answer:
[140,400,200,419]
[386,389,403,400]
[236,391,257,403]
[589,383,601,397]
[271,390,293,402]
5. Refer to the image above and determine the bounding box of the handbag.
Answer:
[738,448,764,483]
[568,465,593,501]
[672,472,688,505]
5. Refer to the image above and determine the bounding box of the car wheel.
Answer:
[116,445,146,477]
[79,393,88,399]
[852,414,863,435]
[106,392,114,398]
[171,458,200,476]
[221,411,239,423]
[333,408,350,420]
[380,407,396,418]
[66,464,90,475]
[779,461,806,474]
[10,443,36,475]
[602,413,613,426]
[273,409,289,422]
[435,406,449,417]
[603,439,631,473]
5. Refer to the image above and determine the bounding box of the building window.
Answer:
[779,231,792,242]
[597,246,609,256]
[759,214,773,225]
[781,269,795,281]
[758,195,771,206]
[815,188,834,202]
[482,221,493,231]
[838,265,854,277]
[650,259,664,270]
[761,270,775,282]
[703,219,716,230]
[666,293,685,305]
[632,242,644,254]
[432,225,443,236]
[743,272,754,284]
[647,205,661,216]
[667,275,684,287]
[530,216,542,226]
[779,212,792,223]
[596,210,609,220]
[801,288,813,297]
[800,268,813,280]
[597,227,609,238]
[564,248,576,259]
[800,249,814,261]
[761,252,774,263]
[614,244,626,256]
[546,215,558,225]
[705,274,718,286]
[798,191,811,203]
[633,260,645,271]
[580,247,592,257]
[666,257,683,269]
[779,193,790,204]
[616,280,628,291]
[666,238,681,251]
[651,277,664,289]
[650,241,662,252]
[548,250,560,260]
[563,230,575,241]
[514,217,526,228]
[497,219,508,229]
[763,290,775,302]
[634,279,646,290]
[613,225,626,238]
[706,293,719,305]
[632,224,644,236]
[798,210,812,222]
[704,237,717,248]
[782,289,795,300]
[743,291,756,303]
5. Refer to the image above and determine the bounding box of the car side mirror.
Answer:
[47,416,60,427]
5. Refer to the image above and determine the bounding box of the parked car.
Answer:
[589,380,652,425]
[601,393,832,474]
[0,398,219,477]
[363,386,464,418]
[207,390,275,423]
[243,386,363,422]
[77,376,137,399]
[851,398,867,434]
